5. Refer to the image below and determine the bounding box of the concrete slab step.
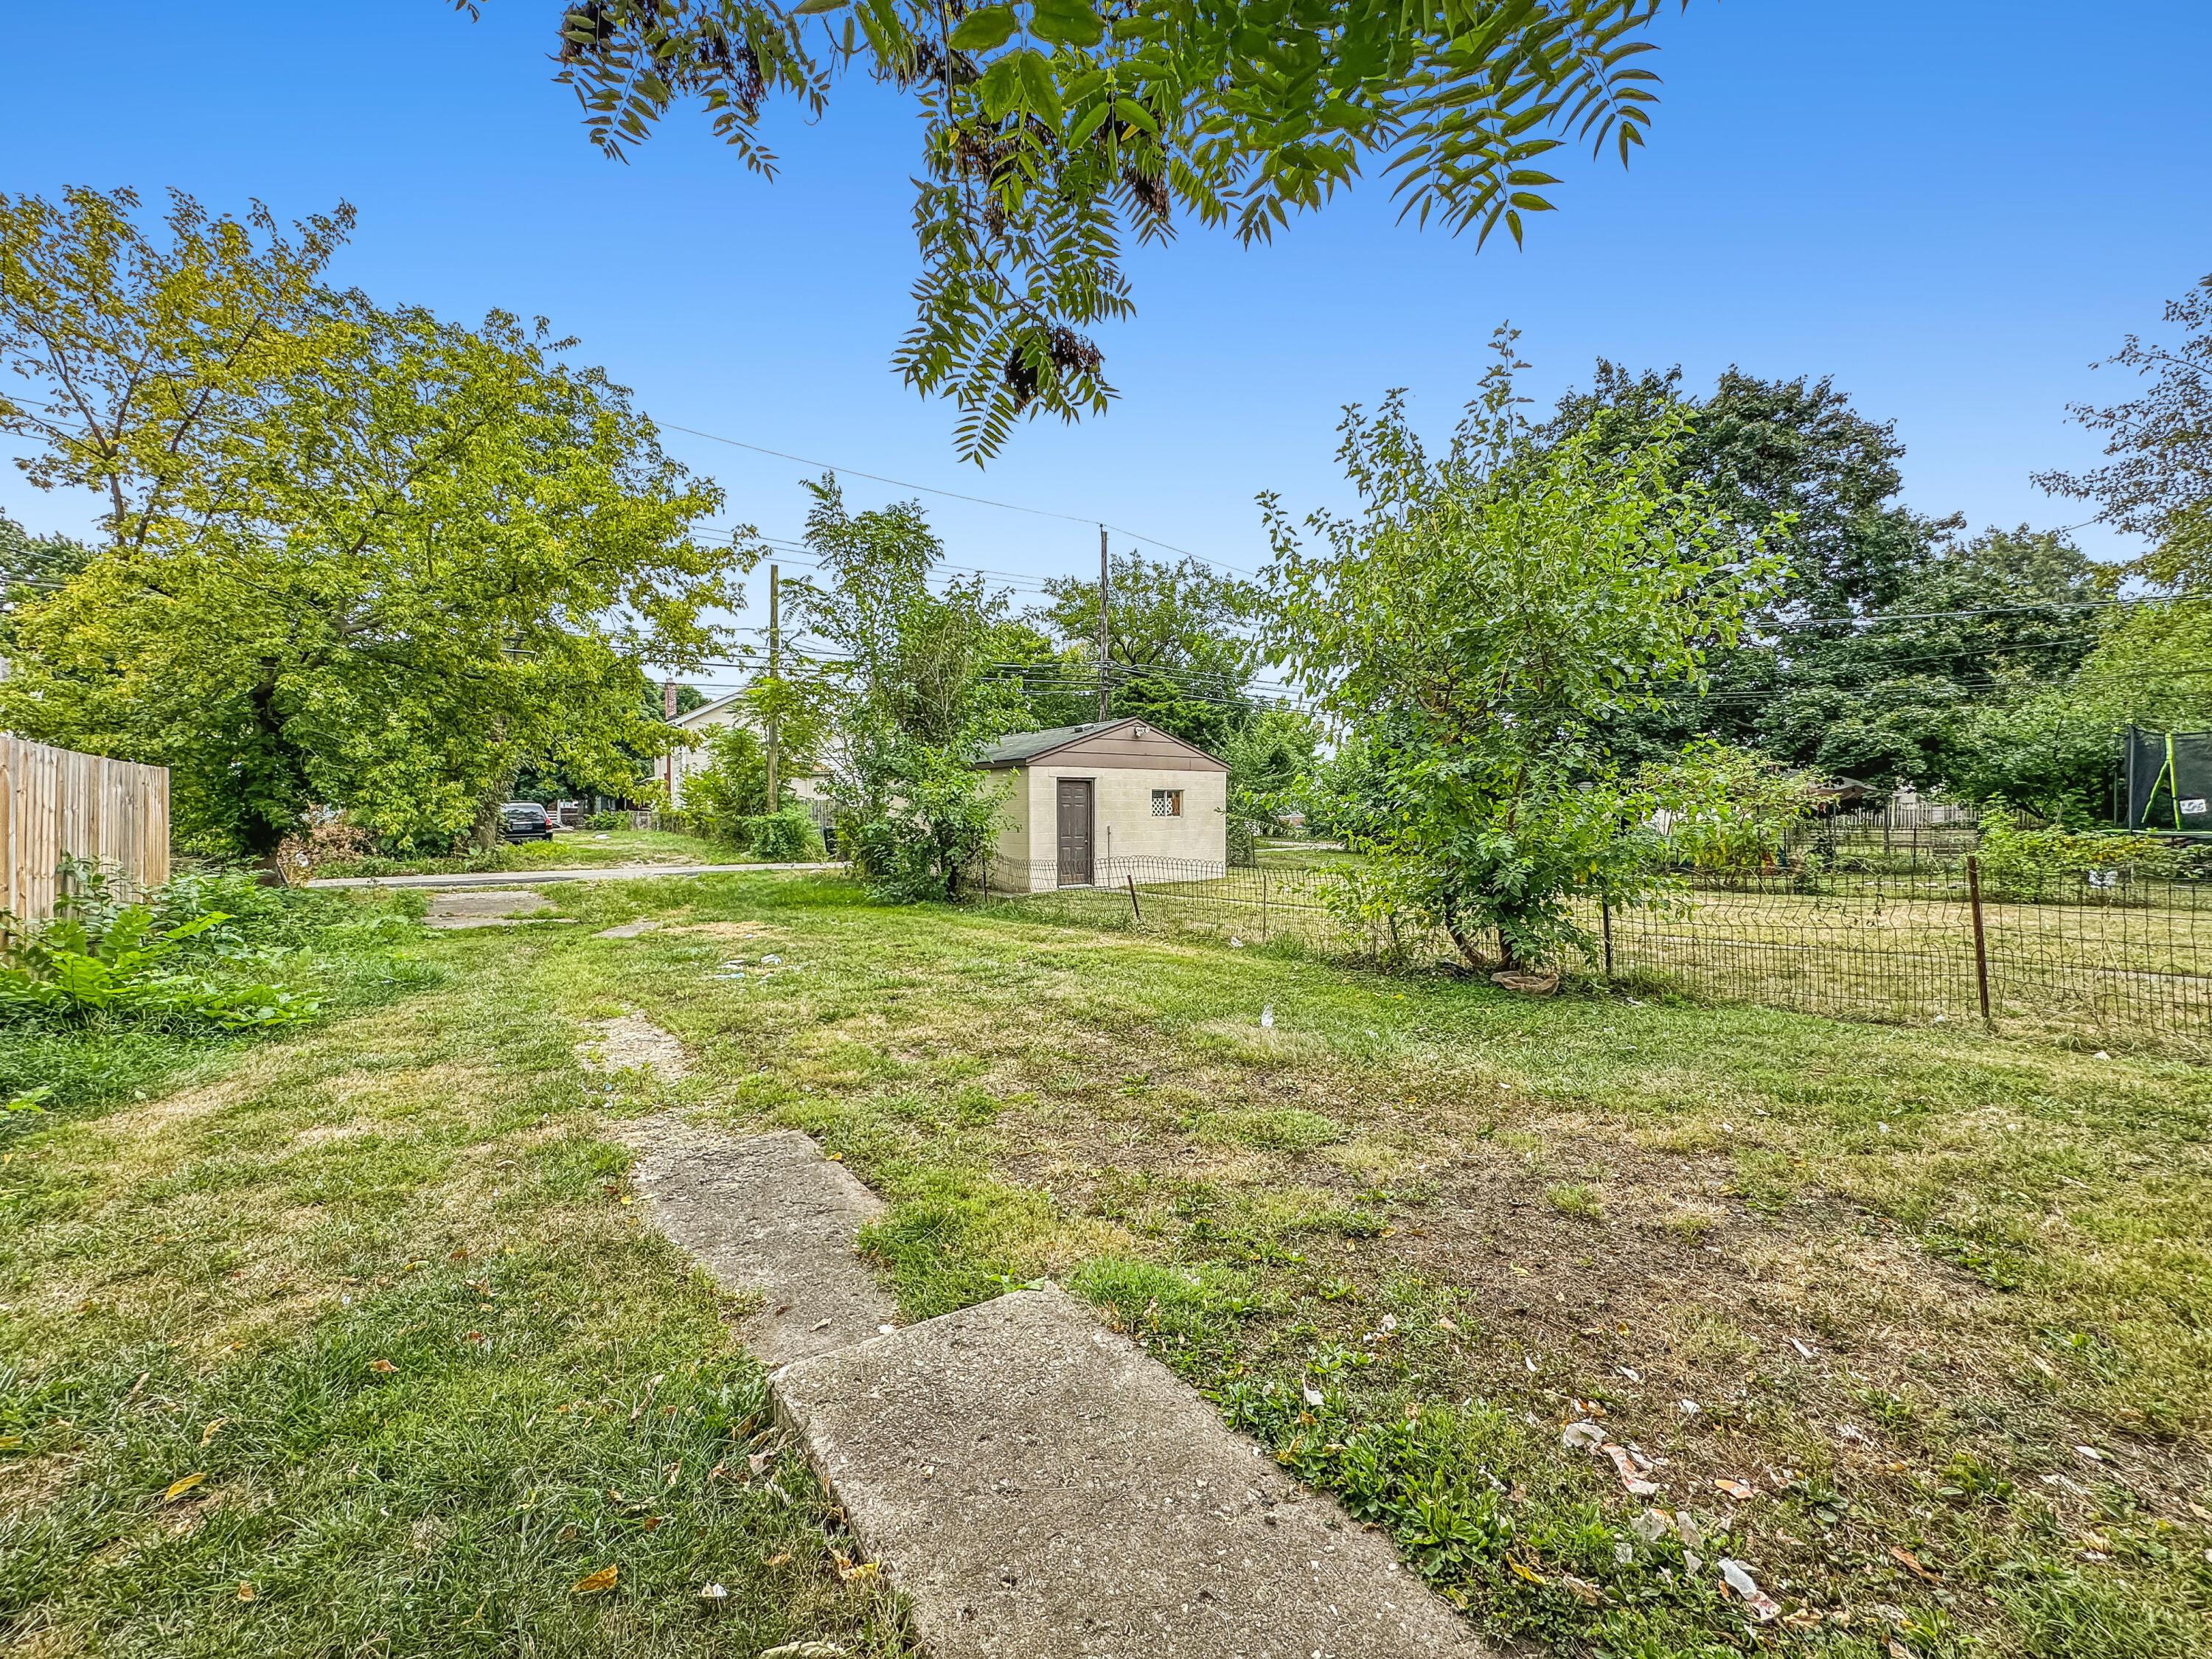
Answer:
[617,1121,902,1366]
[776,1288,1489,1659]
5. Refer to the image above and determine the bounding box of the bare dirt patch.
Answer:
[577,1012,692,1082]
[422,888,572,931]
[103,1077,250,1139]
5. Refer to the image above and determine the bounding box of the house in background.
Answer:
[660,692,825,810]
[976,718,1228,891]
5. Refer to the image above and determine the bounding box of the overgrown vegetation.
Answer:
[788,477,1027,901]
[1,861,321,1034]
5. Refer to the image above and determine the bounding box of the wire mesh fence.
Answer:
[967,849,2212,1054]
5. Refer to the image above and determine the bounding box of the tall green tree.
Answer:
[1748,525,2121,792]
[462,1,1688,458]
[2038,270,2212,587]
[1028,551,1262,750]
[2031,271,2212,745]
[1545,364,2124,791]
[1543,362,1952,624]
[1,263,737,857]
[0,188,742,858]
[1267,334,1778,970]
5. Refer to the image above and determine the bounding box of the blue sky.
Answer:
[9,0,2212,683]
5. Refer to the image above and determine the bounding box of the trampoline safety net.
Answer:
[2126,725,2212,831]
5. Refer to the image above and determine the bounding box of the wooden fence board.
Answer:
[0,735,170,922]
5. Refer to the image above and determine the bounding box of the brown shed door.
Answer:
[1055,778,1095,886]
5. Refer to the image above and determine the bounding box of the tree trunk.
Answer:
[1440,892,1492,972]
[241,677,307,869]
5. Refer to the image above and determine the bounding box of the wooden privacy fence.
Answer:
[1,734,170,922]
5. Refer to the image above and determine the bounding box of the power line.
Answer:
[665,420,1265,579]
[1773,591,2212,629]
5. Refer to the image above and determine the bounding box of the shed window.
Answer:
[1151,788,1183,818]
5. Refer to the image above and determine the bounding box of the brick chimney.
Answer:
[663,680,678,720]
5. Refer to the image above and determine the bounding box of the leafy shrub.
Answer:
[1225,813,1258,869]
[741,805,825,861]
[583,810,625,831]
[1972,816,2199,902]
[1641,740,1826,873]
[686,725,770,844]
[1,860,319,1031]
[841,745,1006,903]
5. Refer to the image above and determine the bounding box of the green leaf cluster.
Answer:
[495,0,1687,459]
[1,880,317,1032]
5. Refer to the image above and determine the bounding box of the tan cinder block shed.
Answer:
[977,718,1229,891]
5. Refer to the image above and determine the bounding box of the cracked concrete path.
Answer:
[779,1288,1489,1659]
[618,1121,900,1366]
[422,888,574,930]
[619,1119,1489,1658]
[578,1013,692,1082]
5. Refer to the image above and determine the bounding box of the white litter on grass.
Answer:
[1719,1559,1781,1623]
[1561,1421,1607,1450]
[1229,936,1245,948]
[1790,1338,1817,1359]
[1602,1443,1661,1497]
[1259,1004,1275,1029]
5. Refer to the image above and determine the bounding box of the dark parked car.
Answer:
[499,801,554,843]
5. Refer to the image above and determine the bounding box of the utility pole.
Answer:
[661,678,678,802]
[764,563,781,807]
[1096,525,1111,723]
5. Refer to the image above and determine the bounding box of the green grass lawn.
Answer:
[7,873,2211,1657]
[0,886,905,1659]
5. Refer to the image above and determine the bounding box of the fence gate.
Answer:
[0,734,171,922]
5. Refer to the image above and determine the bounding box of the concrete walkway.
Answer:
[620,1121,900,1366]
[307,860,838,890]
[623,1117,1489,1658]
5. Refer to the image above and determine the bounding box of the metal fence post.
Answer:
[1601,898,1614,979]
[1125,873,1143,923]
[1966,854,1993,1028]
[1260,865,1270,945]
